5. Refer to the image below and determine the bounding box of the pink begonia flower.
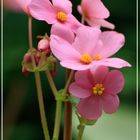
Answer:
[16,0,31,15]
[51,24,75,44]
[50,26,131,71]
[77,0,115,29]
[4,0,22,11]
[69,66,125,119]
[28,0,81,31]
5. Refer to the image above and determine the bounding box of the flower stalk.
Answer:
[35,72,50,140]
[52,100,62,140]
[81,15,85,24]
[28,16,50,140]
[63,13,85,140]
[28,16,33,50]
[46,69,62,140]
[77,124,85,140]
[63,70,74,140]
[62,70,74,96]
[45,69,57,97]
[46,67,74,140]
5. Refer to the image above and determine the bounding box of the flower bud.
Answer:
[35,53,41,65]
[22,66,29,77]
[23,53,32,63]
[37,39,50,52]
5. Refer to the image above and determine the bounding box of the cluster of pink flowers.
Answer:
[17,0,131,120]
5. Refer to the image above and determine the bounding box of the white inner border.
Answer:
[0,0,138,140]
[136,0,139,139]
[1,0,4,139]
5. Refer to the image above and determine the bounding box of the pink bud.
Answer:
[23,53,32,63]
[35,53,41,65]
[38,39,50,52]
[22,66,29,77]
[38,39,51,57]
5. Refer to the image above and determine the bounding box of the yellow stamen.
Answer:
[93,55,101,60]
[56,11,67,22]
[92,84,104,96]
[80,54,92,64]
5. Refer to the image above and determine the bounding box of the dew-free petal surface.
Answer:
[69,83,91,99]
[103,70,125,94]
[77,96,102,120]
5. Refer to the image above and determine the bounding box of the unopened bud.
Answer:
[23,53,32,63]
[38,39,50,51]
[35,53,41,65]
[38,39,51,57]
[22,66,29,77]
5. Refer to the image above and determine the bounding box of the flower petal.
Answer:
[103,70,125,94]
[99,31,125,58]
[82,0,110,19]
[77,96,102,120]
[102,94,119,114]
[29,0,56,24]
[95,58,131,68]
[51,24,75,44]
[16,0,31,14]
[90,66,109,84]
[86,18,115,29]
[50,35,81,61]
[52,0,72,14]
[77,5,82,14]
[73,26,101,55]
[75,70,93,88]
[66,15,82,32]
[60,60,93,70]
[69,83,91,99]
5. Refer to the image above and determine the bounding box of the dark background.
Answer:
[3,0,137,140]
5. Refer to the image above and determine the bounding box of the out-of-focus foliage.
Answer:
[4,0,137,140]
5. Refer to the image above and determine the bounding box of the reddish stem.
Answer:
[63,69,72,140]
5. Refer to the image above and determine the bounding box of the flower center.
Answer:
[56,11,67,22]
[92,84,104,96]
[80,54,92,64]
[93,55,101,60]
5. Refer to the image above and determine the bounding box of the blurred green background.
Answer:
[3,0,137,140]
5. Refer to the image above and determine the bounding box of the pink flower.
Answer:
[51,24,75,44]
[4,0,22,12]
[50,26,131,70]
[16,0,31,15]
[78,0,115,29]
[69,66,125,120]
[28,0,81,31]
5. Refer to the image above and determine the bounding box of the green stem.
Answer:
[28,16,36,67]
[81,15,85,24]
[28,16,50,140]
[52,100,62,140]
[45,69,57,97]
[46,66,74,140]
[35,72,50,140]
[28,16,33,50]
[62,70,74,96]
[77,124,85,140]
